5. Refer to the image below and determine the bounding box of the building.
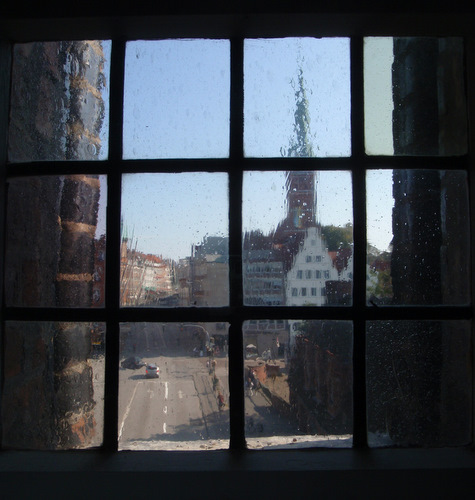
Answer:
[365,36,472,447]
[120,238,177,306]
[2,41,105,449]
[285,226,339,307]
[242,234,285,306]
[242,252,285,306]
[176,236,229,307]
[243,319,289,359]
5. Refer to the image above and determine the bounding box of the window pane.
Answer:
[244,320,353,449]
[367,321,471,447]
[5,175,107,307]
[244,38,351,158]
[366,170,470,305]
[121,173,228,307]
[364,37,467,156]
[119,322,229,450]
[8,41,111,162]
[123,39,230,159]
[243,171,353,306]
[2,322,105,450]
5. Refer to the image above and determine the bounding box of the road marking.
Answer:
[164,381,168,400]
[163,406,167,414]
[178,390,183,399]
[163,422,167,434]
[118,381,142,442]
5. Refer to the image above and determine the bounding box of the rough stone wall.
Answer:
[2,322,96,449]
[387,38,470,445]
[2,41,105,449]
[2,323,56,449]
[5,177,62,307]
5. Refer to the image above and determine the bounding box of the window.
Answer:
[311,287,317,296]
[0,9,473,486]
[306,255,312,262]
[301,287,307,297]
[305,270,312,279]
[296,270,303,279]
[291,288,298,296]
[316,270,322,279]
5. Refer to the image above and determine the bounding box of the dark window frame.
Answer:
[0,8,474,489]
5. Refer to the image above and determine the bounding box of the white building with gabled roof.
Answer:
[285,226,339,306]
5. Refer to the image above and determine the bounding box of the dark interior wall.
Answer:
[1,463,475,499]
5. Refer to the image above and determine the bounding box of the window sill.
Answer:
[1,446,474,470]
[0,448,474,496]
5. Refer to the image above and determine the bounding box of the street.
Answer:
[89,321,352,450]
[118,352,230,450]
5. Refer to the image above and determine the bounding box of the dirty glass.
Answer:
[4,175,107,308]
[123,39,230,159]
[2,321,105,450]
[244,38,351,158]
[120,173,229,307]
[366,321,472,447]
[243,320,353,449]
[243,171,353,306]
[118,322,229,450]
[366,170,470,306]
[364,37,467,156]
[8,41,111,162]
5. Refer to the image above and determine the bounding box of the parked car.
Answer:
[121,356,146,370]
[145,363,160,378]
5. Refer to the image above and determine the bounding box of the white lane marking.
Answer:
[178,390,183,399]
[118,381,142,442]
[163,406,167,414]
[164,381,168,400]
[163,423,167,434]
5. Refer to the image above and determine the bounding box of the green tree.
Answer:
[321,223,353,251]
[367,249,393,301]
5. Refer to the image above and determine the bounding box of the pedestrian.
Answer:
[218,392,225,410]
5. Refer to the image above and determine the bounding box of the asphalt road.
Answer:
[91,351,352,450]
[118,353,230,450]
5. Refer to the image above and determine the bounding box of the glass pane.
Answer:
[367,321,472,447]
[366,170,470,305]
[121,173,228,307]
[123,39,230,159]
[243,171,353,306]
[244,38,351,157]
[244,320,352,449]
[119,322,229,450]
[364,37,467,156]
[2,322,105,450]
[8,41,111,162]
[4,175,107,307]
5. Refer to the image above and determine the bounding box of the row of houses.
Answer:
[120,238,176,306]
[244,226,352,308]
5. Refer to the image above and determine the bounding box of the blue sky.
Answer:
[109,38,395,258]
[121,172,228,260]
[123,40,230,159]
